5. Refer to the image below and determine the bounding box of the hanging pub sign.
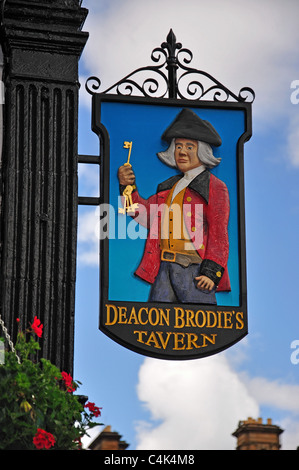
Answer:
[85,30,254,360]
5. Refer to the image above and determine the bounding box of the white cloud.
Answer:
[78,164,99,198]
[78,208,98,243]
[280,418,299,451]
[245,376,299,414]
[135,352,259,450]
[135,349,299,450]
[77,207,99,265]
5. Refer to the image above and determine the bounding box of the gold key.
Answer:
[119,141,139,214]
[123,141,132,166]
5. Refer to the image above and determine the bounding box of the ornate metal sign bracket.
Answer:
[85,29,255,102]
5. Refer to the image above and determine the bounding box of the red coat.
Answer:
[130,170,231,292]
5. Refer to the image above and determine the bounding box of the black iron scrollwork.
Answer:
[85,76,102,95]
[85,29,255,103]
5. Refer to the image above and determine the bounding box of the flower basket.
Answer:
[0,317,102,450]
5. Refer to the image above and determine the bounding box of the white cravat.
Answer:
[171,165,206,202]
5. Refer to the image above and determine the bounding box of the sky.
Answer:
[74,0,299,450]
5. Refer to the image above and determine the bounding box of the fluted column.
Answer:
[0,0,88,373]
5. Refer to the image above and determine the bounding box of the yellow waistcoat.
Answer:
[160,183,198,255]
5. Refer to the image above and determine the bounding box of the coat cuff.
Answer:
[200,259,225,286]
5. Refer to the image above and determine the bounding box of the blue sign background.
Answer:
[100,101,245,307]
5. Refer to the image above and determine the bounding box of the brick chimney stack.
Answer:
[87,426,129,451]
[232,417,283,450]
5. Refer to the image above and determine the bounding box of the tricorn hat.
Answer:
[161,108,222,146]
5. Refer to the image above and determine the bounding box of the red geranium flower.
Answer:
[84,401,102,417]
[61,371,76,393]
[31,316,43,337]
[33,428,56,450]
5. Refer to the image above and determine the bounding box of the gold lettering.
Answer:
[156,331,172,349]
[134,330,147,343]
[105,304,118,325]
[106,305,244,352]
[223,311,233,329]
[138,307,148,325]
[202,334,217,346]
[195,310,206,328]
[174,307,185,328]
[118,306,127,324]
[145,331,161,348]
[206,311,217,328]
[236,312,244,329]
[185,310,196,327]
[159,308,170,326]
[127,307,138,324]
[133,330,219,351]
[173,332,186,350]
[186,333,201,350]
[148,308,160,326]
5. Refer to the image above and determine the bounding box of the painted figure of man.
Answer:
[118,108,231,304]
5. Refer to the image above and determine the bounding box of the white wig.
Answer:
[157,138,221,169]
